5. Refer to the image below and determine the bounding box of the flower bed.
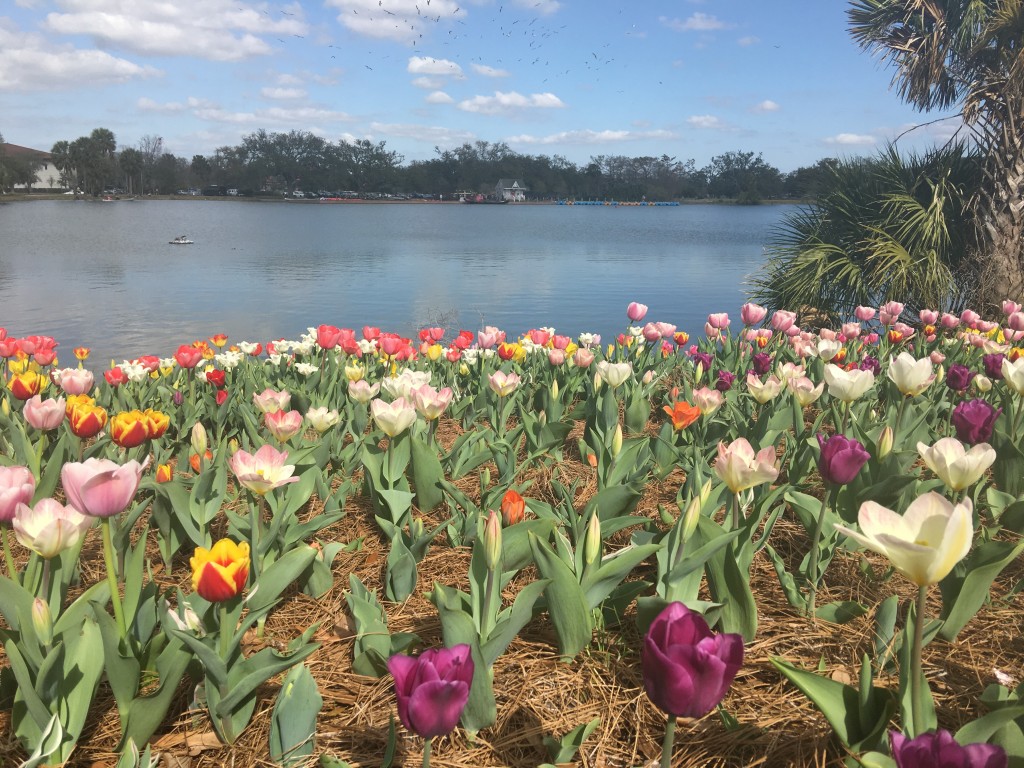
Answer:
[1,301,1023,767]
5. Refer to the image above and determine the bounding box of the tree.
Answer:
[50,140,73,189]
[118,147,142,194]
[848,0,1024,311]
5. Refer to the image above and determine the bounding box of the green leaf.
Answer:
[939,539,1024,641]
[815,601,869,624]
[269,664,322,767]
[543,717,601,763]
[528,533,592,659]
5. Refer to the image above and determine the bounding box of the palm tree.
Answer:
[848,0,1024,311]
[118,147,142,194]
[50,140,73,189]
[749,144,982,321]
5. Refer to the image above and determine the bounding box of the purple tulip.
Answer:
[387,644,474,739]
[951,399,1002,445]
[945,364,975,392]
[715,370,736,392]
[983,353,1005,380]
[859,355,881,376]
[751,352,773,376]
[890,729,1006,768]
[817,434,871,486]
[690,350,713,372]
[642,602,744,719]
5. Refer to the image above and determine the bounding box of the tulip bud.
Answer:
[877,425,894,459]
[659,505,675,525]
[538,410,547,427]
[173,389,184,406]
[583,512,602,566]
[32,598,52,646]
[694,362,704,383]
[459,363,470,377]
[191,422,208,456]
[612,423,623,457]
[480,466,491,493]
[156,463,173,483]
[483,510,502,571]
[681,494,701,542]
[228,438,239,454]
[974,374,993,392]
[410,516,424,540]
[550,379,559,400]
[642,369,654,385]
[699,478,713,507]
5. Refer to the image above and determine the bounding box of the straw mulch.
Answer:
[2,414,1023,768]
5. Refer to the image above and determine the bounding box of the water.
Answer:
[0,199,792,365]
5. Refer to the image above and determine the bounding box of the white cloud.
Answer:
[753,100,779,113]
[737,35,759,46]
[261,87,307,100]
[408,56,463,77]
[457,90,565,115]
[512,0,560,14]
[411,76,445,89]
[687,114,725,129]
[506,128,676,145]
[660,13,730,32]
[137,97,186,112]
[43,0,309,62]
[426,91,454,104]
[276,73,305,86]
[0,19,158,91]
[325,0,464,42]
[824,132,877,146]
[368,121,475,146]
[471,63,510,78]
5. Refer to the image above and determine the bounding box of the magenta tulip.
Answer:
[388,644,474,739]
[642,602,743,719]
[61,458,146,518]
[951,400,1001,445]
[890,730,1006,768]
[817,434,870,486]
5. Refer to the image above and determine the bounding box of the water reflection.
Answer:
[0,199,791,365]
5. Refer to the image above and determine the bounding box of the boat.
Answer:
[458,192,508,204]
[169,235,194,245]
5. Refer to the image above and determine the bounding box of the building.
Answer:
[1,143,57,191]
[494,178,528,202]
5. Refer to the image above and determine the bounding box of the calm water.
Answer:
[0,199,792,365]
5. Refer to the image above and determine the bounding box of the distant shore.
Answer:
[0,193,804,205]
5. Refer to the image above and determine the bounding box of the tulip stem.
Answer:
[806,492,831,619]
[101,518,127,639]
[911,584,928,737]
[3,528,18,582]
[422,737,432,768]
[250,493,264,580]
[731,492,741,530]
[660,715,677,768]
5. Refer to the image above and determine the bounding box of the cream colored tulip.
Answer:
[370,397,417,437]
[1001,356,1024,396]
[787,375,824,406]
[887,351,935,396]
[595,360,633,389]
[823,364,875,403]
[692,386,724,416]
[917,437,996,492]
[714,438,779,493]
[835,492,973,586]
[746,372,782,404]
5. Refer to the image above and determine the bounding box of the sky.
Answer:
[1,0,965,172]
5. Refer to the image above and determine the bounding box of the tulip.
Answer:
[24,394,65,431]
[740,302,767,326]
[54,367,94,395]
[388,644,474,742]
[0,466,36,524]
[191,538,250,602]
[203,368,226,389]
[746,373,782,404]
[714,438,778,494]
[595,361,632,390]
[887,352,935,396]
[156,463,173,483]
[889,729,1006,768]
[951,399,1001,445]
[946,364,976,392]
[500,488,526,526]
[817,434,870,486]
[8,371,47,400]
[854,305,876,322]
[61,458,146,519]
[73,346,90,361]
[144,408,169,439]
[823,364,875,403]
[67,400,107,438]
[110,410,151,448]
[787,376,824,406]
[316,324,343,350]
[714,369,736,392]
[692,386,724,416]
[265,409,304,443]
[371,397,417,437]
[626,302,648,322]
[487,370,522,397]
[917,437,996,492]
[348,379,380,404]
[770,309,797,332]
[306,406,341,433]
[173,344,203,369]
[707,312,730,330]
[13,498,93,559]
[228,444,300,495]
[663,401,701,431]
[253,387,291,414]
[411,384,454,421]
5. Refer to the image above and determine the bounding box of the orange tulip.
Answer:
[110,410,150,448]
[663,401,700,431]
[500,489,526,526]
[210,333,229,348]
[190,539,250,602]
[143,408,170,439]
[190,449,213,473]
[68,402,108,438]
[74,347,90,361]
[155,463,173,483]
[8,371,47,401]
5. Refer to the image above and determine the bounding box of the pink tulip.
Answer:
[61,458,146,518]
[940,312,960,329]
[488,370,521,397]
[13,498,93,559]
[819,328,837,341]
[548,348,566,366]
[411,384,453,421]
[265,409,304,442]
[707,312,730,330]
[893,322,916,339]
[930,351,946,364]
[229,444,299,495]
[881,301,904,317]
[704,323,720,340]
[842,322,861,339]
[573,348,595,368]
[362,326,381,341]
[253,387,291,414]
[854,306,876,322]
[317,324,343,350]
[24,395,66,431]
[551,334,571,350]
[54,367,94,396]
[770,310,797,333]
[960,309,981,327]
[714,438,779,493]
[1003,300,1022,316]
[642,323,661,342]
[655,322,676,339]
[0,466,35,523]
[740,303,768,326]
[977,320,998,333]
[528,328,551,346]
[477,330,498,349]
[1007,312,1024,332]
[919,309,939,325]
[626,302,648,322]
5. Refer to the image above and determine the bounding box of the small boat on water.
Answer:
[169,235,194,244]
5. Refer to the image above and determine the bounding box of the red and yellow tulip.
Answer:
[190,539,250,602]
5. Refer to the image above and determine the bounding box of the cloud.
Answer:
[660,13,730,32]
[457,90,565,115]
[0,19,158,91]
[276,73,305,86]
[325,0,464,42]
[471,63,509,78]
[261,87,307,100]
[511,0,560,14]
[138,96,353,130]
[368,121,475,146]
[753,100,779,113]
[506,128,676,145]
[408,56,463,77]
[687,114,725,129]
[737,35,759,46]
[411,76,445,89]
[137,97,186,113]
[824,132,877,146]
[43,0,309,62]
[425,91,454,104]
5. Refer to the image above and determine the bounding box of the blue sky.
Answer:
[1,0,964,171]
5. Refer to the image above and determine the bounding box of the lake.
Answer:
[0,199,793,366]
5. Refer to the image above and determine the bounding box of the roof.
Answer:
[496,178,528,189]
[2,143,51,160]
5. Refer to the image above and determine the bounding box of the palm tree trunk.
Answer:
[975,114,1024,311]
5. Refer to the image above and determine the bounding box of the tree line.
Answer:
[11,126,841,202]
